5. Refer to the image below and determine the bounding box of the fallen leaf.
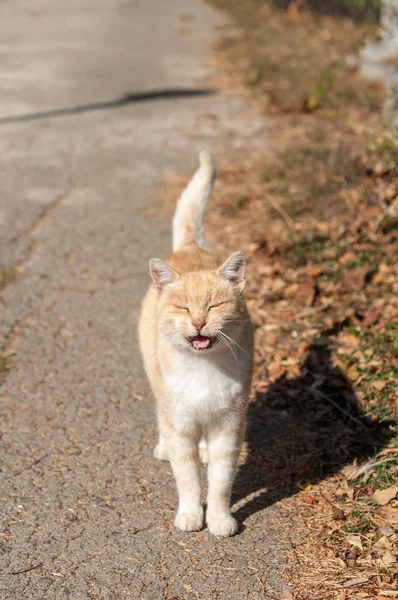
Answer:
[340,361,360,382]
[363,308,380,326]
[372,485,398,506]
[376,507,398,523]
[353,205,382,229]
[346,534,363,550]
[283,283,298,298]
[340,334,361,348]
[341,263,369,291]
[339,251,356,265]
[301,494,316,505]
[374,535,392,551]
[297,281,317,306]
[343,577,369,587]
[380,549,397,568]
[332,506,345,520]
[373,262,392,284]
[346,546,359,567]
[268,365,286,379]
[379,525,395,537]
[379,448,398,456]
[371,380,387,391]
[305,266,323,277]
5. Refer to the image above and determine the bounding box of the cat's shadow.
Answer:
[232,335,393,524]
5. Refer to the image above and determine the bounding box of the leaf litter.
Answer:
[162,1,397,597]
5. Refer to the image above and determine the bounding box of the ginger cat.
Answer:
[139,152,253,537]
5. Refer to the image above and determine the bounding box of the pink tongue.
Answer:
[192,335,210,350]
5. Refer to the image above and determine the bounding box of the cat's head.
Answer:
[149,252,247,354]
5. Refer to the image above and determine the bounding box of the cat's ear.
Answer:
[149,258,179,293]
[217,251,246,291]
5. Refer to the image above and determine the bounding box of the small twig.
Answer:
[131,523,154,535]
[310,381,363,426]
[287,534,301,567]
[12,454,49,478]
[265,193,295,229]
[8,562,43,575]
[232,171,295,228]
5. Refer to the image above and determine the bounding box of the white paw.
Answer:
[174,510,204,532]
[199,443,209,465]
[153,443,169,461]
[207,515,238,537]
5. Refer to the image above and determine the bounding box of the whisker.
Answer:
[218,330,251,358]
[216,332,241,362]
[217,332,238,361]
[215,331,238,362]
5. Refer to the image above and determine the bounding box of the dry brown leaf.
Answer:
[295,281,316,306]
[343,576,369,586]
[268,365,286,379]
[373,262,392,284]
[379,525,395,537]
[376,507,398,523]
[371,380,387,391]
[346,534,363,550]
[354,205,382,229]
[283,283,298,298]
[340,361,360,382]
[304,265,323,277]
[301,494,316,505]
[340,333,361,348]
[341,263,369,291]
[373,535,392,552]
[339,251,356,265]
[379,549,397,568]
[372,485,398,506]
[332,506,345,520]
[379,448,398,456]
[363,308,380,327]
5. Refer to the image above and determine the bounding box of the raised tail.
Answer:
[172,151,216,252]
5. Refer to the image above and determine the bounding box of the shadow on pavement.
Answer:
[0,88,215,125]
[233,334,394,523]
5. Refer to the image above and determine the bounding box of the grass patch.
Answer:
[209,0,383,114]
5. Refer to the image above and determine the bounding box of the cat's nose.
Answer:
[192,320,206,331]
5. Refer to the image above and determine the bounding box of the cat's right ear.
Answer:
[149,259,179,293]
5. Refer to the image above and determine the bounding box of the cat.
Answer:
[139,151,253,537]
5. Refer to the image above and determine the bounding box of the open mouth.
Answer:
[189,335,213,351]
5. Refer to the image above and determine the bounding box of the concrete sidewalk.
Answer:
[0,1,284,598]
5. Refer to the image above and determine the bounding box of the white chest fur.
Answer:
[162,348,249,431]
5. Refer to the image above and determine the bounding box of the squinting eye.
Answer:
[174,305,189,311]
[209,302,226,310]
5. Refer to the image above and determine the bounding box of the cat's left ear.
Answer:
[149,258,179,293]
[217,251,246,292]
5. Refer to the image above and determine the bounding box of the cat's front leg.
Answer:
[205,421,244,537]
[165,427,203,532]
[154,433,169,461]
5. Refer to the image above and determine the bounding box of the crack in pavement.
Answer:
[0,88,215,126]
